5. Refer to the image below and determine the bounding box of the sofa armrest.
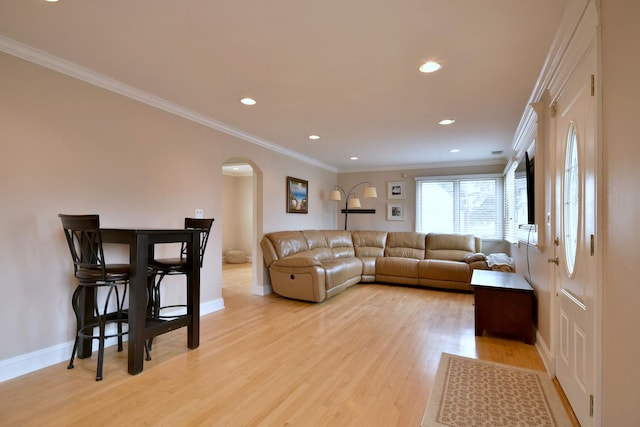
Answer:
[260,236,279,267]
[467,260,489,271]
[464,252,486,263]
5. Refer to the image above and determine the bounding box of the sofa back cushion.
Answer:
[322,230,355,258]
[352,230,387,258]
[385,232,426,259]
[302,230,328,249]
[265,231,308,259]
[425,233,476,261]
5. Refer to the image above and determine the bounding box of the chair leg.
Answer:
[115,285,126,352]
[95,289,113,381]
[144,276,152,359]
[68,286,82,370]
[68,336,79,370]
[153,273,166,319]
[96,321,105,381]
[147,272,166,350]
[68,282,131,381]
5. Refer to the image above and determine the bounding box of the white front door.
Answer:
[553,46,597,426]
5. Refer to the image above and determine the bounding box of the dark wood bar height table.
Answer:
[92,228,201,375]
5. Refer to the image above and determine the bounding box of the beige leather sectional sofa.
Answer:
[260,230,488,302]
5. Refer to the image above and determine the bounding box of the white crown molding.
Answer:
[338,158,507,174]
[0,35,338,173]
[512,0,593,153]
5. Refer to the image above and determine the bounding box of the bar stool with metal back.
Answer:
[148,218,214,325]
[59,214,130,381]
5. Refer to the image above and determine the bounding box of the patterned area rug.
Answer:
[421,353,573,427]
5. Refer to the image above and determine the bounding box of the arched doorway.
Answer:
[221,158,267,296]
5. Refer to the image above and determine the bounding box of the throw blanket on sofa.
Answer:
[486,253,515,272]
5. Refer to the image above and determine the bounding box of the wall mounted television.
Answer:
[515,152,535,226]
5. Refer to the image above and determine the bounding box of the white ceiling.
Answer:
[0,0,567,172]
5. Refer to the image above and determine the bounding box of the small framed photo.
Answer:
[286,176,308,214]
[387,181,405,200]
[387,203,405,221]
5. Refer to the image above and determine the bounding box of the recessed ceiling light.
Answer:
[439,119,456,125]
[419,61,442,73]
[450,149,461,153]
[309,135,320,140]
[240,97,256,106]
[45,0,59,2]
[350,156,359,160]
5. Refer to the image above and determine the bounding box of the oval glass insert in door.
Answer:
[563,122,579,276]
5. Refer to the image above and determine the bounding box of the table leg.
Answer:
[77,286,95,358]
[187,235,200,349]
[128,233,148,375]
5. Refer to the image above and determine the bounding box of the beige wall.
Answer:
[0,52,337,369]
[600,1,640,424]
[511,243,551,349]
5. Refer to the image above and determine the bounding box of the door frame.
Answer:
[546,3,603,423]
[513,0,602,422]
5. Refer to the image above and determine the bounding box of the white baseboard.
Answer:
[535,330,556,377]
[0,298,225,383]
[201,297,225,315]
[252,283,272,296]
[0,341,74,383]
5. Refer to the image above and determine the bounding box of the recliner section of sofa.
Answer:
[351,230,387,282]
[375,231,426,286]
[260,230,487,302]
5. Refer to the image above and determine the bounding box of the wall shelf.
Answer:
[340,209,376,214]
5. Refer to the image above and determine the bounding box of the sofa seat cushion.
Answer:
[320,257,363,290]
[419,259,471,283]
[376,257,420,278]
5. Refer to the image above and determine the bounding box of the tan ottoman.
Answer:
[226,250,247,264]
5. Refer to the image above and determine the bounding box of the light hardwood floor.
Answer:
[0,263,576,426]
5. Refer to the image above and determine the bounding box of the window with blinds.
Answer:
[503,164,517,242]
[415,174,503,239]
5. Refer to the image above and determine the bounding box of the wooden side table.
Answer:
[471,270,535,344]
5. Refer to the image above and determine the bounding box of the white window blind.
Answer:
[415,174,503,239]
[504,164,517,243]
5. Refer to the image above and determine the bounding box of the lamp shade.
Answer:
[363,186,378,198]
[347,198,361,209]
[330,190,342,201]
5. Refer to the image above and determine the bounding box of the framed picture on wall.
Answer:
[387,203,405,221]
[286,176,308,214]
[387,181,405,199]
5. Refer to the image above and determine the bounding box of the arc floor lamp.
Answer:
[330,181,378,230]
